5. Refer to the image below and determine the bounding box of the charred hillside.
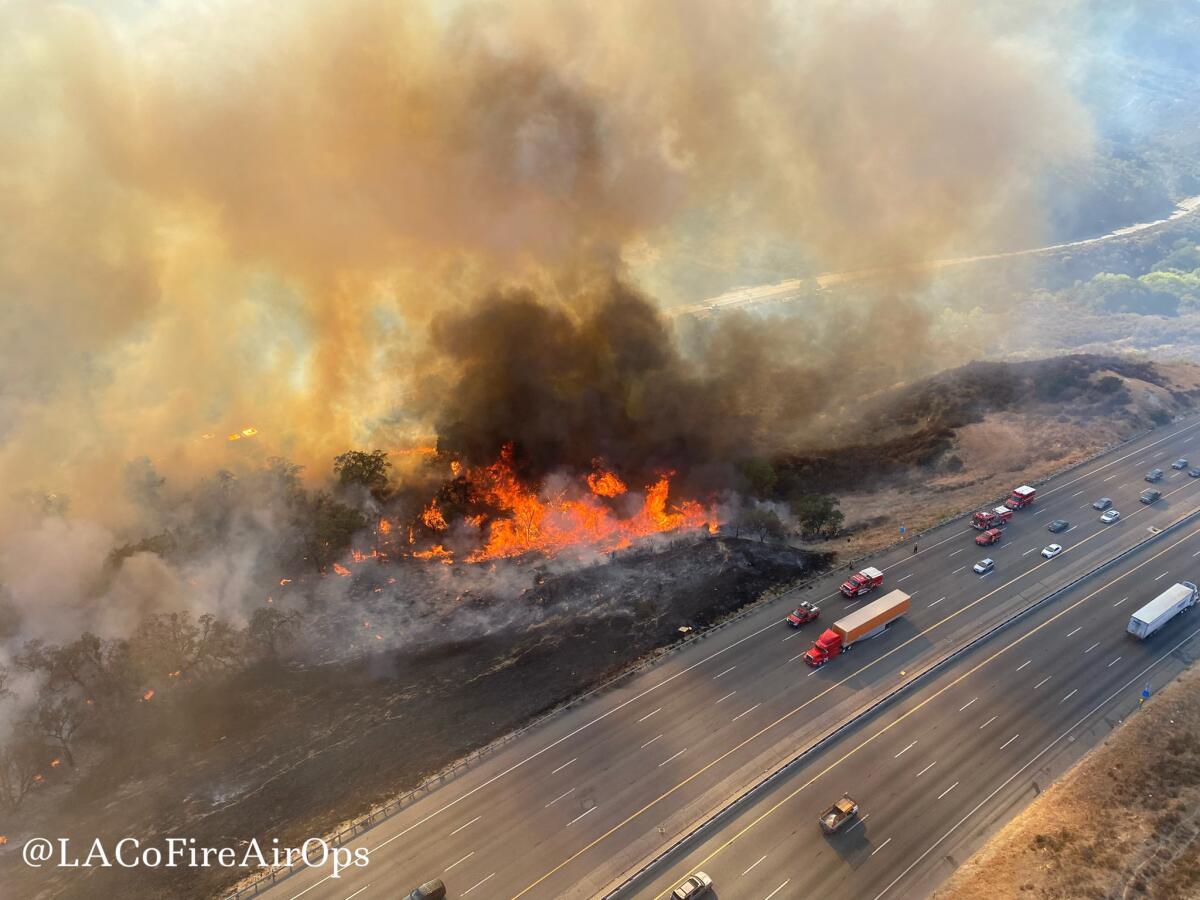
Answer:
[769,355,1195,498]
[3,537,826,900]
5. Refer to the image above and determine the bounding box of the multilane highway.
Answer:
[260,415,1200,900]
[628,494,1200,899]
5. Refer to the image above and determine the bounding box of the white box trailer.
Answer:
[1127,582,1199,640]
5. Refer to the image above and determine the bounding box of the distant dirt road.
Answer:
[672,194,1200,318]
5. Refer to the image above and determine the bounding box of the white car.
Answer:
[973,558,995,574]
[1041,543,1063,559]
[672,872,713,899]
[1100,509,1121,524]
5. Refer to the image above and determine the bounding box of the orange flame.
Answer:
[332,563,351,577]
[50,758,61,768]
[279,578,291,586]
[587,468,627,498]
[413,544,454,564]
[461,445,714,562]
[421,500,448,531]
[450,460,463,477]
[378,517,393,535]
[142,689,155,702]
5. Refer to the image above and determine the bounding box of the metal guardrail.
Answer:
[601,501,1200,898]
[223,415,1188,899]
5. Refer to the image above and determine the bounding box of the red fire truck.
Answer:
[839,567,884,598]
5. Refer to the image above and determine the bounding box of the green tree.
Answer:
[739,507,786,543]
[333,450,392,500]
[305,491,367,570]
[791,495,844,538]
[736,459,778,500]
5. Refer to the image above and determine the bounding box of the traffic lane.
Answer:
[267,418,1200,899]
[328,638,813,894]
[887,555,1200,899]
[388,501,1195,900]
[625,522,1200,900]
[342,626,897,900]
[876,622,1200,900]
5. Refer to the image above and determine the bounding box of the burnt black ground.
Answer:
[5,537,826,899]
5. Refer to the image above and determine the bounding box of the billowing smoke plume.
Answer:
[0,0,1096,640]
[420,279,840,486]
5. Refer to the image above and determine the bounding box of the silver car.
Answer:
[1100,509,1121,524]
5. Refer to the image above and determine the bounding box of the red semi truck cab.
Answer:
[974,527,1003,546]
[1005,485,1036,510]
[804,590,911,667]
[839,566,884,598]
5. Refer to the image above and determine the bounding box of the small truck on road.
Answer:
[1127,582,1198,639]
[805,590,911,667]
[840,566,884,598]
[974,527,1003,546]
[819,795,860,834]
[785,601,820,627]
[1005,485,1037,509]
[971,506,1013,530]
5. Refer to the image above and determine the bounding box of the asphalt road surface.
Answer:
[259,416,1200,900]
[628,490,1200,900]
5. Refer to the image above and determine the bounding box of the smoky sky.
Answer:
[0,0,1098,538]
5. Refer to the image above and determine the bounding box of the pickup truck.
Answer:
[975,527,1003,546]
[786,601,820,627]
[819,795,860,833]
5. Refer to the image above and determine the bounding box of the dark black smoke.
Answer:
[422,280,831,489]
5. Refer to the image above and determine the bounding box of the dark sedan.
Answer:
[1047,519,1069,533]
